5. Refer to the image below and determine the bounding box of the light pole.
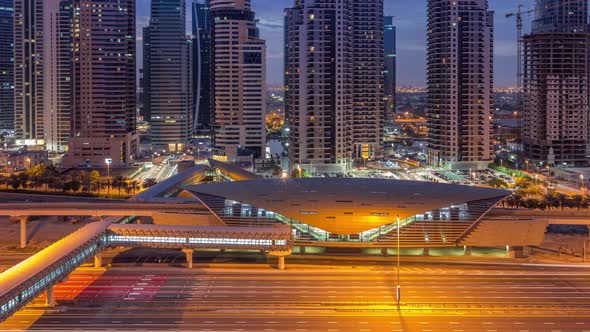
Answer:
[396,214,401,311]
[105,158,112,197]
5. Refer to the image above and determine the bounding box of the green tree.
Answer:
[8,174,20,190]
[142,178,158,189]
[0,175,7,190]
[63,180,81,192]
[570,195,585,211]
[525,198,539,210]
[486,178,508,189]
[89,170,101,193]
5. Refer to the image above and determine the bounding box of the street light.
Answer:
[395,214,401,311]
[105,158,112,197]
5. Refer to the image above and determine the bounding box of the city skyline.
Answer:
[136,0,536,86]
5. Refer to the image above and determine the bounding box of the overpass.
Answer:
[0,201,209,249]
[456,208,590,251]
[488,208,590,225]
[0,222,292,323]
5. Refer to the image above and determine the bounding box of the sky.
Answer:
[137,0,538,87]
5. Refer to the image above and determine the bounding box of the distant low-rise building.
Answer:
[0,149,49,173]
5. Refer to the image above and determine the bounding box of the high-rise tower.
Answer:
[523,0,590,166]
[192,0,211,130]
[63,0,138,167]
[148,0,193,153]
[210,0,266,159]
[384,16,396,121]
[427,0,494,170]
[0,0,13,131]
[285,0,384,172]
[141,26,152,123]
[13,0,44,143]
[43,0,72,153]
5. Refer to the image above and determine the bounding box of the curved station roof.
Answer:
[186,178,510,235]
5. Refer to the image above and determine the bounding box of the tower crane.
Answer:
[505,5,534,107]
[506,1,583,106]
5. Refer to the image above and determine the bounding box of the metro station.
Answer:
[0,159,588,323]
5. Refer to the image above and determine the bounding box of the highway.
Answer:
[1,259,590,331]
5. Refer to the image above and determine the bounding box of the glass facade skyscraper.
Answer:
[192,0,211,130]
[147,0,193,153]
[0,0,13,131]
[384,16,396,121]
[14,0,44,143]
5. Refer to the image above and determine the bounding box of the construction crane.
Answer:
[506,1,584,106]
[505,5,534,108]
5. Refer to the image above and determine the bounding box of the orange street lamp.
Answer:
[396,214,401,311]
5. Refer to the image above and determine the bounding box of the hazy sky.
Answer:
[137,0,538,87]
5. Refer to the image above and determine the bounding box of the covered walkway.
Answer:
[0,222,293,322]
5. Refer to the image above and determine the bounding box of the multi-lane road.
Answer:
[2,258,590,331]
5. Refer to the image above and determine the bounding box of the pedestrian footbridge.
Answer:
[0,222,292,322]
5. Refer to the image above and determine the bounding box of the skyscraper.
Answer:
[523,0,590,166]
[148,0,193,153]
[384,16,396,120]
[352,0,384,161]
[192,0,211,130]
[14,0,44,143]
[285,0,384,172]
[533,0,588,33]
[141,26,152,123]
[43,0,72,153]
[210,0,266,159]
[63,0,138,167]
[426,0,494,170]
[0,0,13,132]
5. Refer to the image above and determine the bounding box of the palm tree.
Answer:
[129,180,140,195]
[555,193,568,211]
[142,178,158,189]
[112,176,127,196]
[571,195,585,211]
[543,193,557,211]
[0,175,7,190]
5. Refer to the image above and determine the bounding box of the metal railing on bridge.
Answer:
[0,222,293,322]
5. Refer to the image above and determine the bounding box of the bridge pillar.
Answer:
[20,216,27,248]
[507,246,526,258]
[277,256,285,270]
[182,249,193,268]
[464,246,472,257]
[45,285,55,307]
[422,247,430,257]
[381,247,388,256]
[94,253,103,268]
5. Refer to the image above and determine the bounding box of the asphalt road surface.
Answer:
[2,260,590,331]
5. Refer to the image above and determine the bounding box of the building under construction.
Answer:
[522,0,590,167]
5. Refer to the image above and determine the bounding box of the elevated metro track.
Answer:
[0,202,207,217]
